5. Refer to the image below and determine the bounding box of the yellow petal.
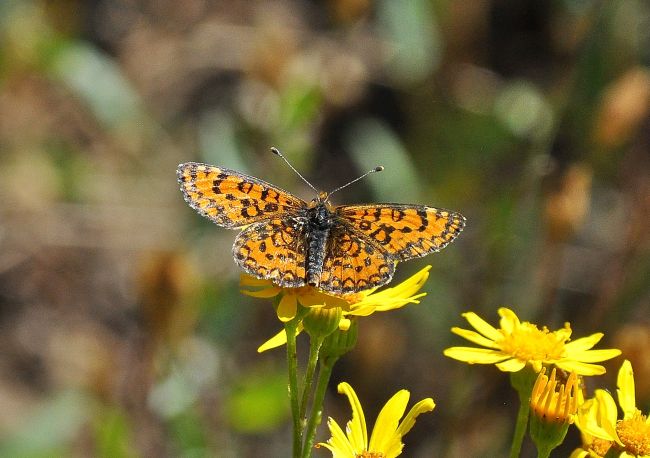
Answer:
[368,389,409,454]
[554,360,606,376]
[318,417,356,456]
[239,274,273,287]
[337,382,368,451]
[563,333,604,352]
[395,398,435,438]
[596,390,624,446]
[495,358,527,372]
[616,360,637,419]
[443,347,509,364]
[460,312,502,341]
[498,307,520,333]
[257,325,303,352]
[450,328,500,349]
[240,287,282,298]
[277,294,298,322]
[568,449,589,458]
[565,348,621,363]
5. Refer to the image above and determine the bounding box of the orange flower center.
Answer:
[499,323,566,362]
[357,452,385,458]
[588,437,612,457]
[616,412,650,456]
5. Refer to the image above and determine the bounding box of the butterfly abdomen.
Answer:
[305,204,334,287]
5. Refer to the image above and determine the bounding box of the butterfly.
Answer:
[177,148,465,295]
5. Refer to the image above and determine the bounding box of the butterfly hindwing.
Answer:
[318,224,395,295]
[336,204,465,261]
[233,218,308,288]
[177,162,306,229]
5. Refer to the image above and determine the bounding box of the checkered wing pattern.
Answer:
[177,162,305,229]
[337,204,466,261]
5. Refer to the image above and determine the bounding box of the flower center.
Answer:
[356,452,385,458]
[588,437,612,457]
[616,411,650,456]
[499,323,566,362]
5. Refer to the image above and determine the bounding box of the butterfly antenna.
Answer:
[326,165,384,200]
[270,147,319,194]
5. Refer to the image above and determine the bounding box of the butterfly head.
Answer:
[310,191,334,210]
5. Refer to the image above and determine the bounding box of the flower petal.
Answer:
[495,358,526,372]
[368,389,409,454]
[240,287,282,298]
[395,398,435,438]
[564,349,621,363]
[563,333,604,352]
[497,307,520,334]
[239,274,273,287]
[277,294,298,322]
[595,390,623,445]
[257,326,303,352]
[461,312,502,341]
[317,417,356,457]
[443,347,509,364]
[450,328,499,349]
[616,360,636,419]
[337,382,368,451]
[554,360,607,376]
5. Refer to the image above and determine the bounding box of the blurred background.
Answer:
[1,0,649,456]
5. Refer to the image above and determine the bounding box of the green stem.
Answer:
[300,336,324,425]
[285,319,302,458]
[301,355,338,458]
[509,398,530,458]
[508,369,537,458]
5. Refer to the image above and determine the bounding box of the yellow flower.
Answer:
[443,307,621,375]
[316,382,434,458]
[242,266,431,352]
[240,275,348,322]
[530,368,580,424]
[574,360,650,457]
[528,368,580,455]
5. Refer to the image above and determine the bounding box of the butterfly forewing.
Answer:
[177,162,306,229]
[336,204,466,261]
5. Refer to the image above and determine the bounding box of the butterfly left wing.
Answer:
[177,162,306,229]
[336,204,465,261]
[318,224,395,295]
[233,217,308,288]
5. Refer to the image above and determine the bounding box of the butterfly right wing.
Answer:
[177,162,306,229]
[336,204,465,261]
[233,217,308,288]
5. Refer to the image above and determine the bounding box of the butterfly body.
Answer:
[177,161,465,295]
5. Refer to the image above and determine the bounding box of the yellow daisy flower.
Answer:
[316,382,435,458]
[443,307,621,375]
[574,360,650,457]
[529,368,581,456]
[242,266,431,352]
[530,368,580,424]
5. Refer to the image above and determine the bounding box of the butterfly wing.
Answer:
[318,224,395,295]
[336,204,465,261]
[177,162,306,228]
[233,217,308,288]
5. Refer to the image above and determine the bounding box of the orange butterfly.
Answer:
[177,148,465,295]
